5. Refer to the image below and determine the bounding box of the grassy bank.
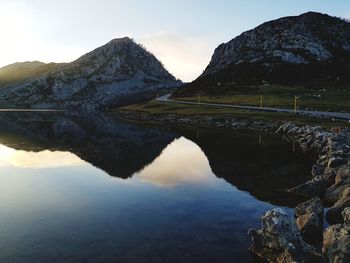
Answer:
[173,85,350,112]
[117,100,350,128]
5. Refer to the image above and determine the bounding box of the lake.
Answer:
[0,112,315,263]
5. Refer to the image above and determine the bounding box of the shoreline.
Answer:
[115,109,350,262]
[114,110,284,133]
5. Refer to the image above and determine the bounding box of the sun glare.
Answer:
[0,4,34,66]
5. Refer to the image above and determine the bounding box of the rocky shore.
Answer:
[114,110,283,132]
[115,110,350,262]
[250,123,350,262]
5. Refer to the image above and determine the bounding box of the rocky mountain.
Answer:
[0,37,181,111]
[176,12,350,96]
[0,61,66,89]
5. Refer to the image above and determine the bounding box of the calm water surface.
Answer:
[0,112,315,263]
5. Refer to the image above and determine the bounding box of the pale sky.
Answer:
[1,0,350,81]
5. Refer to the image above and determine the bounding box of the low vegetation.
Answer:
[173,84,350,112]
[117,99,350,128]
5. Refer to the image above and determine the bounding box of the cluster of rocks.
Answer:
[249,207,350,263]
[249,122,350,262]
[248,208,323,262]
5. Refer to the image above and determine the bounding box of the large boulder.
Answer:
[326,196,350,225]
[248,208,323,262]
[335,165,350,184]
[325,167,350,224]
[295,197,324,244]
[325,183,350,204]
[323,208,350,263]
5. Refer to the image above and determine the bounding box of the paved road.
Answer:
[157,94,350,122]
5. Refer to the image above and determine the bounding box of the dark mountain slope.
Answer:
[176,12,350,96]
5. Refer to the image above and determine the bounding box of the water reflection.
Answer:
[180,128,314,207]
[0,144,85,168]
[0,112,177,179]
[0,112,315,263]
[135,137,215,187]
[0,112,314,206]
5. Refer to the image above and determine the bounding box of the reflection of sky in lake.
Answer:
[0,136,290,263]
[0,144,85,168]
[135,137,218,187]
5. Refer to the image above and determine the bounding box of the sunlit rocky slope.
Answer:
[0,61,66,89]
[0,37,181,110]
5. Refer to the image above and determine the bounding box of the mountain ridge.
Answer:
[176,11,350,96]
[0,37,181,111]
[0,61,67,89]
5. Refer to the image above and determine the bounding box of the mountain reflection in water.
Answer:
[0,112,315,263]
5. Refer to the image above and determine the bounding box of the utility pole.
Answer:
[294,95,297,113]
[260,95,263,109]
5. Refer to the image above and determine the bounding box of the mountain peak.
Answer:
[299,11,328,17]
[0,38,180,111]
[108,37,134,44]
[176,12,350,95]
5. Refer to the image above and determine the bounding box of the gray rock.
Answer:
[312,164,325,177]
[343,207,350,225]
[328,157,347,168]
[323,208,350,263]
[248,208,323,262]
[295,197,324,218]
[295,197,324,244]
[326,196,350,225]
[325,183,350,204]
[335,165,350,184]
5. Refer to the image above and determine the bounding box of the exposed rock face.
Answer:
[0,37,180,111]
[324,165,350,224]
[295,197,324,244]
[204,12,350,74]
[326,194,350,225]
[248,208,323,262]
[323,208,350,263]
[177,12,350,96]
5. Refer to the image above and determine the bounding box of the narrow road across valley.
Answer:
[156,94,350,122]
